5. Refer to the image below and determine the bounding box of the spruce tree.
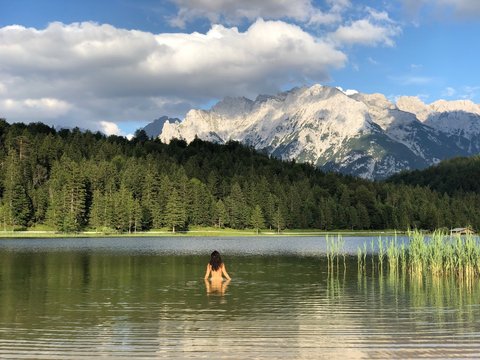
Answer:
[89,190,105,231]
[10,183,33,228]
[165,188,185,233]
[227,182,248,229]
[215,199,228,228]
[0,202,11,231]
[250,205,265,234]
[272,206,285,234]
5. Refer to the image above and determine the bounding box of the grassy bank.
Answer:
[0,226,404,238]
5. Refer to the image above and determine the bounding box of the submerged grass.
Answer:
[356,230,480,280]
[326,235,346,273]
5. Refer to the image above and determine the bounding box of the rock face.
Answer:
[143,116,180,139]
[154,84,480,179]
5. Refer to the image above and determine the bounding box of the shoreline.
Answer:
[0,228,405,238]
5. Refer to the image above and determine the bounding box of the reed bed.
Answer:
[326,235,346,273]
[356,230,480,279]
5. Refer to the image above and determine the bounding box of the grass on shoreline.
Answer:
[0,226,404,238]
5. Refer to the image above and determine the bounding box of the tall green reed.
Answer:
[357,230,480,280]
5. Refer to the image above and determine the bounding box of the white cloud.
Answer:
[442,87,456,97]
[391,75,434,85]
[460,86,480,100]
[331,9,401,46]
[0,98,72,119]
[0,20,346,131]
[169,0,349,27]
[100,121,122,136]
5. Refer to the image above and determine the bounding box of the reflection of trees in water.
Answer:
[1,252,480,358]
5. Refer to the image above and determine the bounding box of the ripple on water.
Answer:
[1,239,480,358]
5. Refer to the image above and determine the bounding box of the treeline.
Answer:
[388,156,480,196]
[0,119,479,232]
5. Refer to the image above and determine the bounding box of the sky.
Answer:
[0,0,479,137]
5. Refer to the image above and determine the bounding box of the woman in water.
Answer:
[204,250,231,281]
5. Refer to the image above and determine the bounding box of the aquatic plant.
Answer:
[358,230,480,280]
[326,235,346,273]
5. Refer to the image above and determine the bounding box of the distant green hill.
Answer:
[387,156,480,195]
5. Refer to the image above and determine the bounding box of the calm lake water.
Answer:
[1,236,480,359]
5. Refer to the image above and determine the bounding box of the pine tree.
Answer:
[165,188,186,233]
[3,149,33,228]
[250,205,265,234]
[142,169,161,229]
[0,202,10,231]
[215,199,228,228]
[114,185,133,233]
[227,182,248,229]
[132,198,143,232]
[10,184,33,228]
[63,161,87,232]
[89,189,106,231]
[356,203,370,229]
[272,206,285,234]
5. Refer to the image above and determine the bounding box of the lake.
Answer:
[1,236,480,358]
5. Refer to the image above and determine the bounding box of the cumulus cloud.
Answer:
[1,98,72,119]
[100,121,122,136]
[0,20,346,131]
[331,9,401,46]
[169,0,350,27]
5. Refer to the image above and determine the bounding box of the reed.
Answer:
[400,241,407,273]
[357,230,480,280]
[378,237,385,272]
[326,234,346,273]
[386,236,399,274]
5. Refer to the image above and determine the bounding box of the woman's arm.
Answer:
[204,264,211,279]
[222,264,231,280]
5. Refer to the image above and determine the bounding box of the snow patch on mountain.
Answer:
[397,97,480,138]
[156,84,480,179]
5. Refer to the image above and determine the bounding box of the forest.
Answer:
[388,156,480,196]
[0,119,479,233]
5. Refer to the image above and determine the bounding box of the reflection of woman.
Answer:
[204,250,231,281]
[204,277,230,295]
[204,251,231,295]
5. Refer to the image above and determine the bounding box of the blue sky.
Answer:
[1,0,479,136]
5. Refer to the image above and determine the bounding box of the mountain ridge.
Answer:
[146,84,480,179]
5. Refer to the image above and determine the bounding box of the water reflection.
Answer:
[205,278,231,295]
[1,245,480,358]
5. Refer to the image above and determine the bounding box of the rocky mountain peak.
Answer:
[152,84,480,179]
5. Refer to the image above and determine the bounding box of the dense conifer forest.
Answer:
[388,156,480,196]
[0,119,479,232]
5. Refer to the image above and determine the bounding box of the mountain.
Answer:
[143,116,179,139]
[156,84,480,179]
[397,97,480,154]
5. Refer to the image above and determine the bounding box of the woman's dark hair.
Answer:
[209,250,223,271]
